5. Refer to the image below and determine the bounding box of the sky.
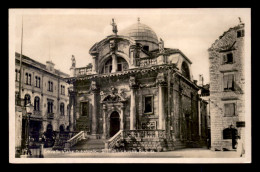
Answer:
[12,8,250,84]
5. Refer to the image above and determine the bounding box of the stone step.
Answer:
[70,138,106,151]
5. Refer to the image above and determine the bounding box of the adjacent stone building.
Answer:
[15,52,72,143]
[208,22,245,150]
[67,19,207,150]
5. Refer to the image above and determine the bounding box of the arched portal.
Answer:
[109,111,120,137]
[59,124,65,132]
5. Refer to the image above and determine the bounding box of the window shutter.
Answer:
[223,54,227,64]
[241,30,245,37]
[223,75,228,89]
[227,75,233,89]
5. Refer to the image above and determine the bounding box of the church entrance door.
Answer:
[110,111,120,137]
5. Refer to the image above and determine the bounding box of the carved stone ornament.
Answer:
[101,86,126,103]
[109,40,117,51]
[156,72,167,85]
[129,76,138,88]
[90,81,98,92]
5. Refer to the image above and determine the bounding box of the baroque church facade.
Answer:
[67,19,205,149]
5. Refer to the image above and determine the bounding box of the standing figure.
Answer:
[111,18,118,35]
[71,55,76,67]
[159,38,165,54]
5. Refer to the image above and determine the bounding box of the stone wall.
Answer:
[208,24,245,150]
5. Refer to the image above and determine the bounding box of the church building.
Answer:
[67,18,204,150]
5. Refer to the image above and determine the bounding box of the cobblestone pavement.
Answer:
[41,148,242,158]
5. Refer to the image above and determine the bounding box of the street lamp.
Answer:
[21,103,34,157]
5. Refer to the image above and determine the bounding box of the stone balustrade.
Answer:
[64,131,85,150]
[105,130,123,150]
[139,58,157,67]
[105,130,168,150]
[52,131,79,150]
[75,67,92,76]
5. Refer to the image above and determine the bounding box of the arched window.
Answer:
[102,57,112,74]
[34,96,40,111]
[60,103,64,115]
[35,76,41,88]
[223,127,237,139]
[25,73,31,85]
[15,69,20,81]
[101,56,129,74]
[181,62,190,80]
[117,57,129,72]
[59,125,65,132]
[24,94,31,106]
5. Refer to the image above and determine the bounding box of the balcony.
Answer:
[47,113,54,119]
[30,110,43,120]
[138,58,157,67]
[75,67,92,77]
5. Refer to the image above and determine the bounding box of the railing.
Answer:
[47,113,54,119]
[105,130,124,150]
[75,67,92,76]
[64,131,85,149]
[31,110,42,119]
[139,58,157,67]
[105,130,166,150]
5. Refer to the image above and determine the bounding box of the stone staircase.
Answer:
[70,138,106,152]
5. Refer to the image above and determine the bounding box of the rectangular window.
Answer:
[237,30,245,38]
[144,96,153,114]
[223,74,234,91]
[223,53,233,64]
[224,103,236,116]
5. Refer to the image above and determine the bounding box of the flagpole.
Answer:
[18,16,23,106]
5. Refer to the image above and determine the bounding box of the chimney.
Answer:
[46,61,55,73]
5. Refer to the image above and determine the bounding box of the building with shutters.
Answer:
[15,52,72,145]
[208,22,245,151]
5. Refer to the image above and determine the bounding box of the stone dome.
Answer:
[120,22,158,44]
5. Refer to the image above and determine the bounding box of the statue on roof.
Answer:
[71,55,76,67]
[159,38,165,54]
[111,18,118,35]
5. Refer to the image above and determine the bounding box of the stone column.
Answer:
[102,104,107,139]
[129,76,138,130]
[120,105,124,130]
[157,73,167,130]
[111,54,117,73]
[130,88,136,130]
[91,92,98,135]
[90,81,98,136]
[158,84,166,130]
[92,56,97,74]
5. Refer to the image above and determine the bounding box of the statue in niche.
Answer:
[71,55,76,67]
[159,38,165,54]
